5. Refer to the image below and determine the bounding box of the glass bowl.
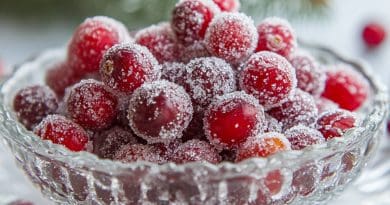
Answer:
[0,44,387,205]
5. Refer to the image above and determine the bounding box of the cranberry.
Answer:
[322,64,369,111]
[152,140,181,160]
[128,80,193,144]
[66,79,118,130]
[256,17,297,57]
[240,51,296,109]
[268,89,318,130]
[135,22,180,63]
[205,12,258,65]
[13,85,58,130]
[34,115,89,151]
[67,16,131,75]
[45,61,83,97]
[160,62,186,86]
[114,144,167,164]
[362,22,387,47]
[171,0,220,45]
[264,170,284,195]
[212,0,240,12]
[316,109,356,140]
[264,113,282,133]
[315,97,338,114]
[179,41,211,63]
[171,139,221,164]
[100,43,161,94]
[292,163,321,196]
[204,91,266,149]
[285,125,325,150]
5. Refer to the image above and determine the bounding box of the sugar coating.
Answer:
[315,97,338,114]
[114,144,167,164]
[285,125,325,150]
[161,62,186,85]
[180,41,211,63]
[128,80,193,144]
[171,139,221,164]
[239,51,297,109]
[316,109,357,140]
[87,16,132,43]
[205,12,258,65]
[264,113,282,133]
[212,0,240,12]
[45,61,81,97]
[183,57,236,111]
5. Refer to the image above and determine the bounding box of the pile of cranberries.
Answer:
[13,0,369,165]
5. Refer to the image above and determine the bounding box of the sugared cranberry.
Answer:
[289,51,325,96]
[45,61,83,97]
[182,57,236,111]
[171,0,220,45]
[239,51,296,109]
[34,115,89,151]
[264,170,284,195]
[264,113,282,133]
[67,16,131,75]
[285,125,325,150]
[362,22,387,47]
[236,132,291,161]
[322,64,369,111]
[152,140,181,160]
[256,17,297,57]
[160,62,186,86]
[66,79,118,130]
[13,85,58,130]
[128,80,193,144]
[292,163,321,196]
[179,41,211,63]
[204,91,265,149]
[135,22,180,63]
[205,12,258,65]
[315,97,338,114]
[212,0,240,12]
[114,144,167,164]
[316,109,357,140]
[171,139,221,164]
[100,43,161,94]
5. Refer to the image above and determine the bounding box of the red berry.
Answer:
[264,170,284,195]
[152,140,181,160]
[239,51,297,109]
[322,64,369,111]
[267,89,318,130]
[205,12,258,65]
[171,139,221,164]
[285,125,325,150]
[67,16,131,75]
[171,0,220,45]
[45,61,83,97]
[135,22,180,63]
[362,22,387,47]
[100,43,161,94]
[34,115,89,151]
[316,109,356,140]
[13,85,58,130]
[256,17,297,57]
[179,41,211,63]
[212,0,240,12]
[66,79,118,130]
[160,62,186,86]
[128,80,193,144]
[114,144,167,164]
[292,163,321,196]
[264,113,282,133]
[204,91,266,149]
[315,97,338,114]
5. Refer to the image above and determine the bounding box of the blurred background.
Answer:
[0,0,389,204]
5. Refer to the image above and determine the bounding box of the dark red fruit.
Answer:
[34,115,89,151]
[171,139,221,164]
[316,109,356,140]
[212,0,240,12]
[45,61,83,97]
[285,125,325,150]
[179,41,211,63]
[13,85,58,130]
[114,144,167,164]
[160,62,186,86]
[292,163,321,196]
[362,22,387,47]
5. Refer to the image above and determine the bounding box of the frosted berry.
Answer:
[34,115,89,151]
[256,17,297,57]
[67,16,131,75]
[161,62,186,86]
[316,109,357,140]
[315,97,338,114]
[171,139,221,164]
[180,41,211,63]
[205,12,258,65]
[67,79,118,130]
[285,125,325,150]
[362,22,387,47]
[322,64,369,111]
[292,163,320,196]
[268,89,318,130]
[45,61,82,97]
[239,51,296,109]
[264,113,282,133]
[128,80,193,144]
[212,0,240,12]
[100,43,161,94]
[114,144,167,164]
[135,22,180,63]
[264,170,284,195]
[152,140,181,160]
[171,0,220,45]
[204,91,265,149]
[13,85,58,130]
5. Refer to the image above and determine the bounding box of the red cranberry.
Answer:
[285,125,325,150]
[179,41,211,63]
[256,17,297,57]
[114,144,167,164]
[240,51,296,109]
[67,16,131,75]
[315,97,338,114]
[205,12,258,65]
[171,0,220,45]
[316,109,356,140]
[13,85,58,130]
[212,0,240,12]
[66,79,118,130]
[128,80,193,144]
[204,91,265,149]
[171,139,221,164]
[322,64,369,111]
[34,115,89,151]
[135,22,180,63]
[152,140,181,160]
[292,163,321,196]
[100,43,161,94]
[264,170,284,195]
[362,22,387,47]
[268,89,318,130]
[45,61,83,97]
[160,62,186,86]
